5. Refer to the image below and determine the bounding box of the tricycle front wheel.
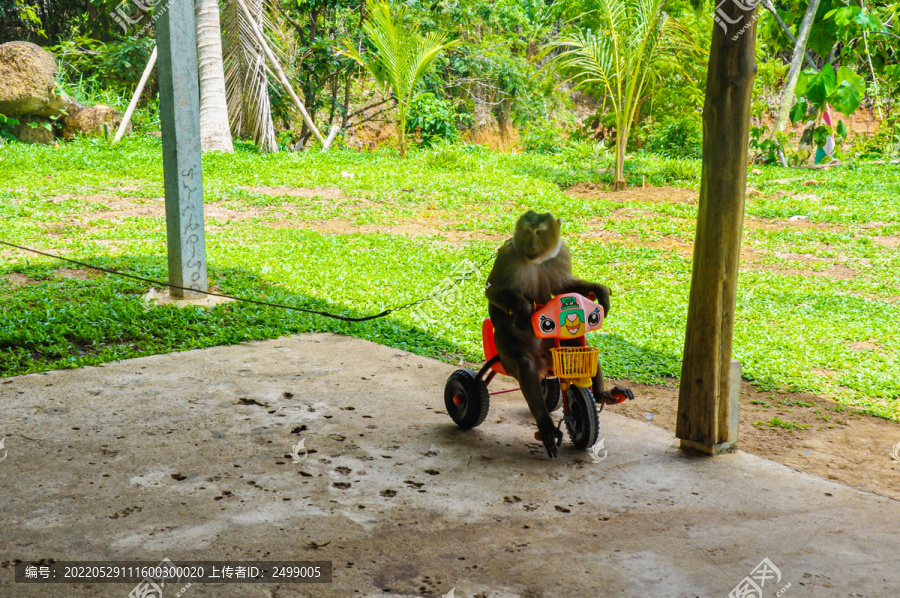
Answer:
[565,386,599,449]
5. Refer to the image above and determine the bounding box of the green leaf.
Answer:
[833,6,861,28]
[807,24,837,57]
[830,80,862,117]
[789,98,809,124]
[835,120,848,137]
[836,66,865,95]
[884,64,900,84]
[854,11,881,31]
[795,69,818,99]
[804,67,837,108]
[812,125,830,148]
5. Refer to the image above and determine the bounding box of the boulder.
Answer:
[62,104,129,140]
[35,92,82,120]
[10,115,55,144]
[0,41,57,116]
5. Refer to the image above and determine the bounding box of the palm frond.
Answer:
[221,0,280,152]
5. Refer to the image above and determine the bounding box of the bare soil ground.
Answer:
[566,183,697,204]
[605,377,900,501]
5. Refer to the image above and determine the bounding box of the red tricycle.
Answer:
[444,293,633,450]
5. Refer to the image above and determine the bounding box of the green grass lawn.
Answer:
[1,136,898,421]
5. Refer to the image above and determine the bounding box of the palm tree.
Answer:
[337,0,456,158]
[547,0,698,190]
[221,0,279,153]
[195,0,234,153]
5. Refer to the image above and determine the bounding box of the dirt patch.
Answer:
[53,195,260,225]
[745,215,846,233]
[746,264,857,280]
[873,236,900,249]
[773,251,830,263]
[54,268,102,280]
[632,235,693,256]
[2,272,37,285]
[267,218,505,245]
[611,378,900,501]
[847,341,878,351]
[244,186,347,200]
[566,183,697,204]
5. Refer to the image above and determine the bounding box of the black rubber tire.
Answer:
[543,378,561,412]
[444,369,490,429]
[565,386,600,449]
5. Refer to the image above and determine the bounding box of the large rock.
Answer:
[10,115,55,144]
[62,104,129,140]
[0,41,57,116]
[35,92,82,119]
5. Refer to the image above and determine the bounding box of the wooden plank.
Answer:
[156,0,207,298]
[677,0,758,454]
[114,45,157,143]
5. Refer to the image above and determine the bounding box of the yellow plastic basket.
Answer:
[550,346,599,379]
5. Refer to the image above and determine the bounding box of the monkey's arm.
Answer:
[485,284,527,314]
[486,285,534,330]
[561,278,611,315]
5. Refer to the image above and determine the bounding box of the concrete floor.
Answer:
[1,333,898,598]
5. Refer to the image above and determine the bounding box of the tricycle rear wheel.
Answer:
[444,369,490,429]
[543,378,561,412]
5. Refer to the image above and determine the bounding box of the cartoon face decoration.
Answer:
[561,309,586,338]
[531,293,605,339]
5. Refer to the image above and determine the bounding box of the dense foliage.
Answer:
[1,0,897,158]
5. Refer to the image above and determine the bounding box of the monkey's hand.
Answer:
[587,284,611,316]
[534,420,563,458]
[510,299,535,331]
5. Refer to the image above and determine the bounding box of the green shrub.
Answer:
[406,93,460,147]
[521,125,566,154]
[645,117,702,159]
[421,140,480,170]
[0,113,21,142]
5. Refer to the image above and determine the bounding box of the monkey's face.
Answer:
[514,211,562,261]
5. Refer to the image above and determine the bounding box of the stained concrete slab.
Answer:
[1,332,898,598]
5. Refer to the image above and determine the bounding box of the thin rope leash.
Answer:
[0,240,495,323]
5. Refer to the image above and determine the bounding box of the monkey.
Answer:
[485,210,631,458]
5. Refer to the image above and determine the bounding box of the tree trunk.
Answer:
[772,0,822,135]
[398,105,407,159]
[614,116,626,190]
[676,0,758,454]
[195,0,234,153]
[341,72,351,129]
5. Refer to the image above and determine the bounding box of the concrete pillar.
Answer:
[156,0,207,298]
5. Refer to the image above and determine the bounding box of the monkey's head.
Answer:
[513,210,562,262]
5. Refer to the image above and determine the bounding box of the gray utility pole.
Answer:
[156,0,207,298]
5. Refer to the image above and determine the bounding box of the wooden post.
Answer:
[156,0,207,298]
[676,0,758,455]
[114,45,157,143]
